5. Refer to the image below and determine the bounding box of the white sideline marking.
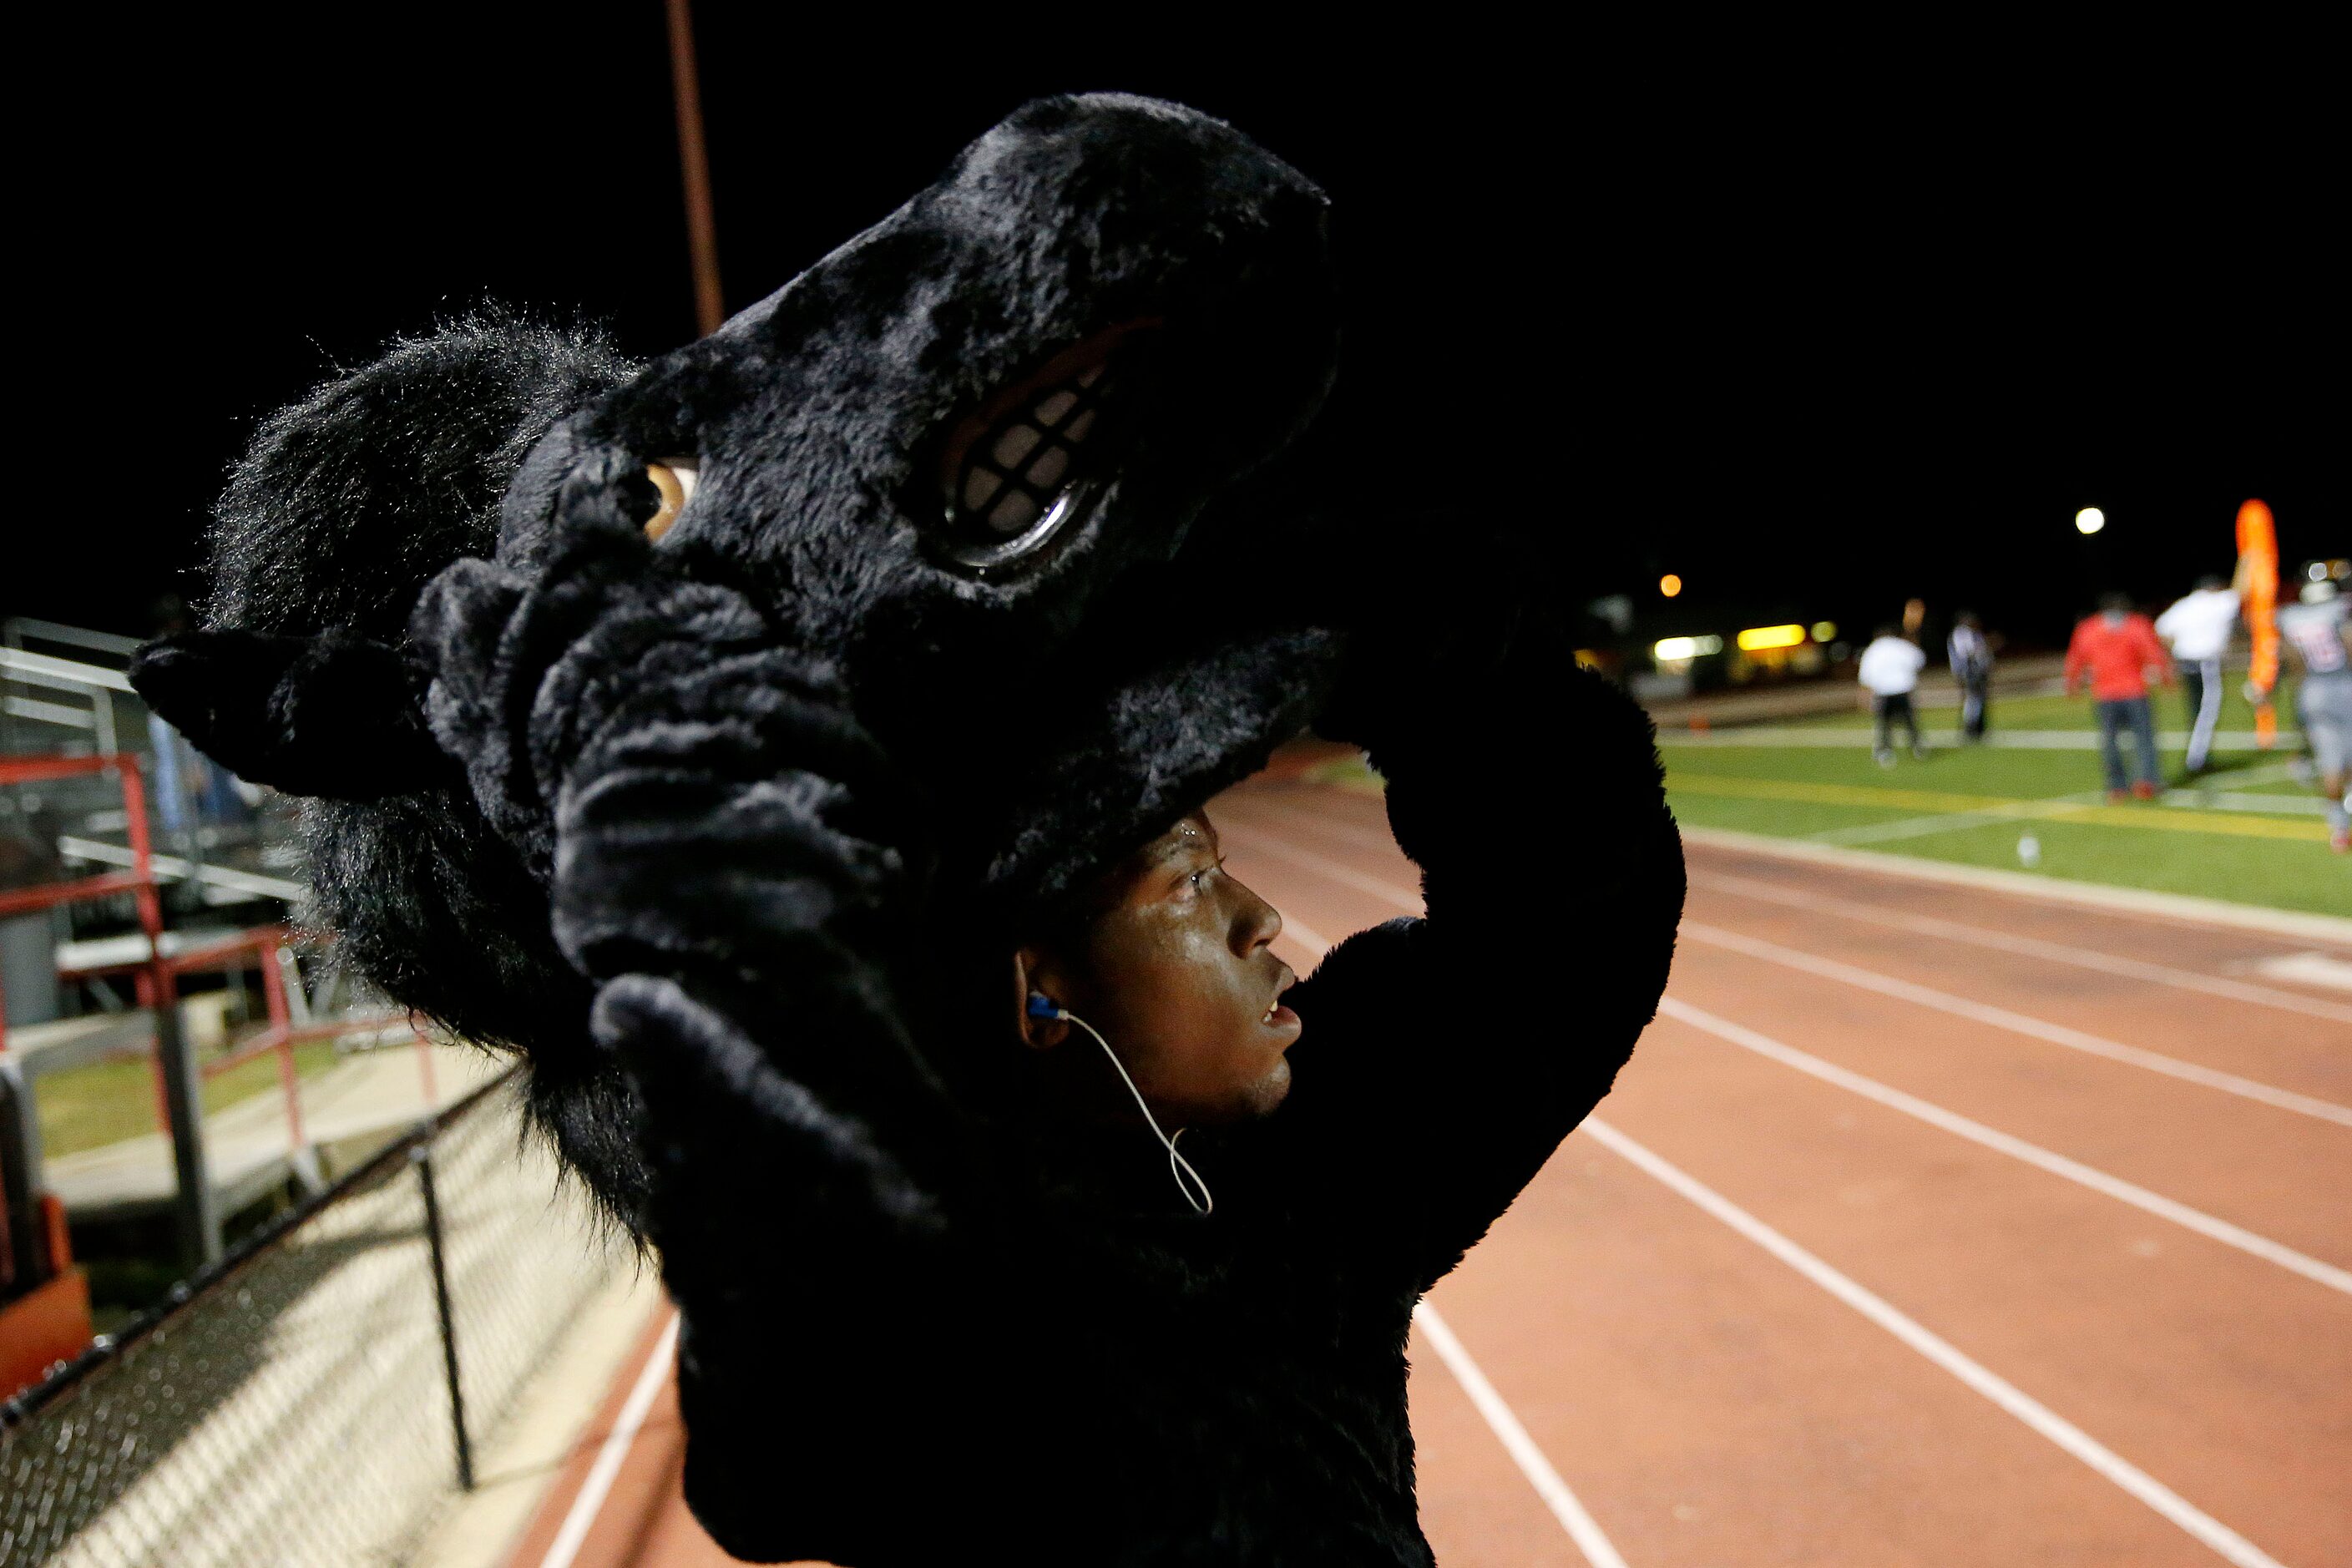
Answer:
[1681,921,2352,1129]
[1688,870,2352,1026]
[1413,1302,1630,1568]
[2256,952,2352,994]
[1657,997,2352,1297]
[1579,1118,2289,1568]
[539,1309,682,1568]
[1680,826,2352,945]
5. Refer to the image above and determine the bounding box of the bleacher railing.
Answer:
[1,1066,630,1568]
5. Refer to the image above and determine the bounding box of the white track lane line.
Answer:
[1656,996,2352,1296]
[1679,921,2352,1127]
[1227,816,2352,1128]
[1227,829,1622,1563]
[1580,1118,2289,1568]
[1231,817,2352,1290]
[539,1309,682,1568]
[1217,823,1423,915]
[1233,798,2315,1562]
[1411,1302,1630,1568]
[1686,869,2352,1027]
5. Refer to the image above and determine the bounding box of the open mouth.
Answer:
[932,320,1156,571]
[1261,970,1298,1030]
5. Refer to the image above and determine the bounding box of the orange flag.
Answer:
[2234,499,2280,748]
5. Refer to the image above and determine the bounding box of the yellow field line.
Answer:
[1665,771,2327,842]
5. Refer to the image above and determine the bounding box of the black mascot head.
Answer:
[134,94,1352,1225]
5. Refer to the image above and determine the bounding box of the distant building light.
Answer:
[1653,634,1723,662]
[1811,620,1838,643]
[1658,574,1683,598]
[2075,507,2106,535]
[2310,561,2332,582]
[1736,624,1808,652]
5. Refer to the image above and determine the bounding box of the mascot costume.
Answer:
[133,95,1682,1566]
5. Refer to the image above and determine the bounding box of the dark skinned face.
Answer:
[1017,812,1300,1130]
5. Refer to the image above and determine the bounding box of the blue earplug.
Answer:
[1026,994,1064,1020]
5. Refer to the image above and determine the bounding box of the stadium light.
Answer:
[2075,507,2106,535]
[1736,624,1807,652]
[1659,574,1683,598]
[1653,634,1722,661]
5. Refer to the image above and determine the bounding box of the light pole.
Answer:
[667,0,724,336]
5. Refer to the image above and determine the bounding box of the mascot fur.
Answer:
[134,94,1682,1566]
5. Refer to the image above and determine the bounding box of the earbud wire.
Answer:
[1054,1008,1214,1216]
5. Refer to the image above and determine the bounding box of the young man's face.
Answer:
[1020,812,1300,1127]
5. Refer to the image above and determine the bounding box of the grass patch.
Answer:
[35,1039,343,1160]
[1656,726,2347,918]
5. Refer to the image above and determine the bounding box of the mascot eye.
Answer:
[939,362,1111,567]
[929,321,1154,572]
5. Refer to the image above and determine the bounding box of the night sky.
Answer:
[18,15,2340,654]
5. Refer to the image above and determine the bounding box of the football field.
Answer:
[1652,685,2344,919]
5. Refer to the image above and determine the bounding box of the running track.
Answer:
[500,771,2352,1568]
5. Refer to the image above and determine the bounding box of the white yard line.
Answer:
[1412,1302,1630,1568]
[1808,792,2107,847]
[1686,870,2352,1026]
[1680,921,2352,1128]
[1656,996,2352,1296]
[1580,1119,2289,1568]
[537,1310,681,1568]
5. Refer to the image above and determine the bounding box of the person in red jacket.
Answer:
[2065,592,2176,801]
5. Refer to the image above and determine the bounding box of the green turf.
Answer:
[1302,736,2344,914]
[1653,725,2349,918]
[34,1040,342,1160]
[1755,681,2301,735]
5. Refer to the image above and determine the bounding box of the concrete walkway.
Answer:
[48,1041,508,1222]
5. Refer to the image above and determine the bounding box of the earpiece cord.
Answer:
[1058,1009,1214,1216]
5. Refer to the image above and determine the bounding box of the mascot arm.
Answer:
[1281,624,1682,1289]
[417,497,1022,1558]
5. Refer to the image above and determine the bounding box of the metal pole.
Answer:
[121,756,219,1267]
[665,0,724,336]
[413,1142,473,1490]
[152,974,220,1267]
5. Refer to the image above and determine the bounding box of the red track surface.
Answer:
[504,775,2352,1568]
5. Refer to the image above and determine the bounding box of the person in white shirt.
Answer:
[2154,574,2241,773]
[1857,625,1928,766]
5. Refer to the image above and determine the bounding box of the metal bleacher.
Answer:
[1,617,305,911]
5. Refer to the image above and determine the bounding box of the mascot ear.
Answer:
[146,313,642,802]
[132,628,453,800]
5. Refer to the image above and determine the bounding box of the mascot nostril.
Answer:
[129,90,1683,1568]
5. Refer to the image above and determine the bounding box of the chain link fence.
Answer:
[2,1065,631,1567]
